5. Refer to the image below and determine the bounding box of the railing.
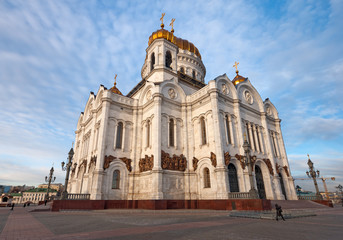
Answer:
[298,195,322,200]
[66,194,90,200]
[228,192,251,199]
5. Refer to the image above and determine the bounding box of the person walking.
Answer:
[10,203,15,210]
[275,204,285,221]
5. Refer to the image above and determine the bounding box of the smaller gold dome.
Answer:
[148,29,201,59]
[110,82,122,95]
[232,71,247,86]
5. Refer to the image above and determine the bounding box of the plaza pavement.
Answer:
[0,204,342,240]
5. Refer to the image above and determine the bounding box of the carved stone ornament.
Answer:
[146,90,152,101]
[168,88,176,99]
[224,151,231,166]
[88,156,97,171]
[78,159,87,171]
[244,90,253,105]
[210,152,217,167]
[235,154,246,169]
[71,163,77,177]
[139,155,154,172]
[221,84,228,95]
[263,158,274,175]
[193,157,199,171]
[119,157,132,172]
[266,107,272,116]
[103,155,116,170]
[275,163,281,174]
[161,151,187,171]
[283,165,290,177]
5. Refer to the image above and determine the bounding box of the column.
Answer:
[253,124,260,152]
[248,123,255,151]
[228,115,235,147]
[121,122,126,152]
[174,119,178,149]
[258,126,265,154]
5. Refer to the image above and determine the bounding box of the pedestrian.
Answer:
[23,203,26,207]
[44,199,47,206]
[28,202,30,207]
[10,203,15,210]
[275,204,285,221]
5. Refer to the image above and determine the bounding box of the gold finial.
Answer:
[72,142,74,148]
[114,74,117,86]
[160,13,165,29]
[233,61,239,74]
[307,154,310,160]
[170,18,175,33]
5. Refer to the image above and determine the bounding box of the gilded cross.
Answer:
[170,18,175,31]
[72,142,74,148]
[233,61,239,72]
[114,74,117,85]
[307,153,310,160]
[160,13,165,25]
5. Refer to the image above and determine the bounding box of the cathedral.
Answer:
[68,18,297,201]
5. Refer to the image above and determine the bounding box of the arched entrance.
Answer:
[255,165,266,199]
[228,164,239,192]
[279,173,287,200]
[2,196,8,202]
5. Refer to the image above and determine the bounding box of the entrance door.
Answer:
[279,173,287,200]
[255,166,266,199]
[228,164,239,192]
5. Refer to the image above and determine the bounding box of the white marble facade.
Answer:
[68,27,297,201]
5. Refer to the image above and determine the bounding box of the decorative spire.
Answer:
[307,154,310,160]
[170,18,175,33]
[114,74,117,86]
[110,74,122,95]
[160,13,165,29]
[233,61,239,74]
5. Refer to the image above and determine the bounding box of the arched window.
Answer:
[150,52,155,71]
[112,170,120,189]
[204,168,211,188]
[146,120,150,147]
[165,51,172,68]
[116,122,123,149]
[169,119,174,147]
[228,164,239,192]
[192,70,196,79]
[200,117,207,145]
[225,115,232,144]
[180,67,185,73]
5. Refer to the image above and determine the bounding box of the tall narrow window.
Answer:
[169,119,174,147]
[146,120,150,147]
[228,164,239,192]
[112,170,120,189]
[165,51,172,68]
[180,67,185,73]
[204,168,211,188]
[192,70,196,79]
[201,117,207,145]
[225,115,232,144]
[116,122,123,149]
[150,52,155,71]
[252,124,257,151]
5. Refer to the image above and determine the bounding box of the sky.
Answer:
[0,0,342,193]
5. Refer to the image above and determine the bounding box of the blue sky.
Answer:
[0,0,342,193]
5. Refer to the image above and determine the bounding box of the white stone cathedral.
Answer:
[68,23,297,201]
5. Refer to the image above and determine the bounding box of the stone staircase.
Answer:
[271,200,330,209]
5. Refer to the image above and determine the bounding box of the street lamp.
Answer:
[61,146,74,200]
[305,154,321,199]
[45,167,56,201]
[243,134,259,199]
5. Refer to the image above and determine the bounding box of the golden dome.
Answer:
[148,29,201,59]
[232,71,247,86]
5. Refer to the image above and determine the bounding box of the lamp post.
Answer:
[61,147,74,200]
[305,154,321,199]
[243,134,259,199]
[45,167,56,201]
